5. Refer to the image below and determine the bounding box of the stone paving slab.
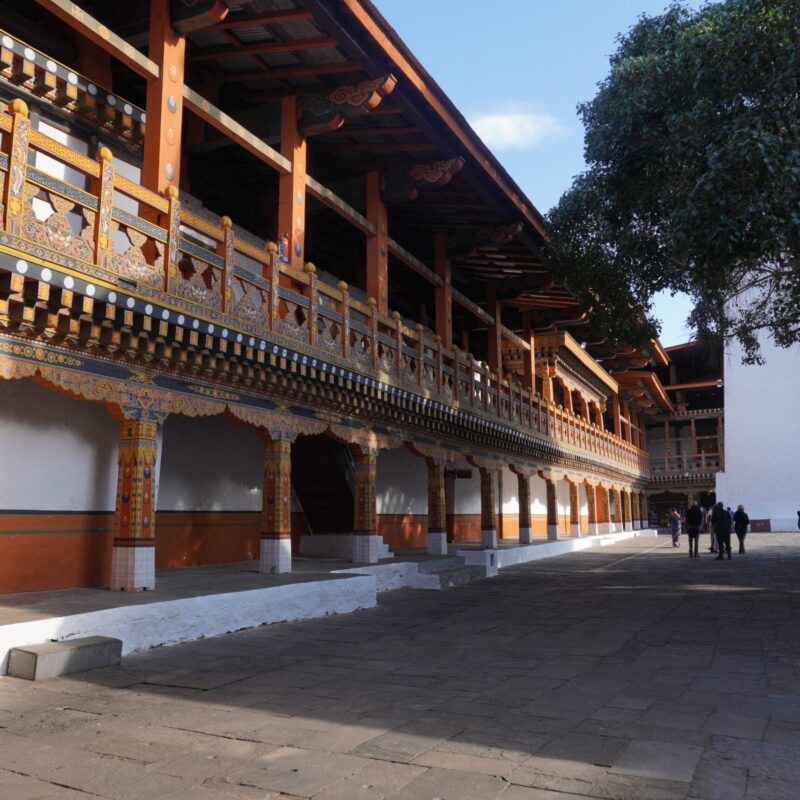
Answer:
[1,533,800,798]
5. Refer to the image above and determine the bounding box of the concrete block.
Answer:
[8,636,122,681]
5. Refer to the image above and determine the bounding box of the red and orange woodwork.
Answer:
[544,477,559,540]
[596,485,611,534]
[366,170,389,315]
[568,480,580,536]
[434,233,453,349]
[3,99,30,236]
[111,418,158,591]
[278,95,307,268]
[143,0,186,194]
[486,280,502,375]
[259,434,293,573]
[353,448,380,563]
[426,458,447,555]
[623,490,633,531]
[522,311,536,392]
[479,467,498,548]
[585,481,599,535]
[515,470,533,544]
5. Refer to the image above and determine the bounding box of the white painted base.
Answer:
[623,521,632,532]
[352,534,382,564]
[427,530,447,555]
[633,520,641,530]
[587,522,601,536]
[518,525,533,545]
[110,546,154,592]
[459,528,659,571]
[547,524,559,541]
[458,548,498,577]
[570,523,581,537]
[260,537,291,574]
[481,528,498,549]
[0,575,376,675]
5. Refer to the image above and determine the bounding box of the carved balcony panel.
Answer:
[22,186,94,262]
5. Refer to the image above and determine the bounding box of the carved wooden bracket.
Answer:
[298,75,397,137]
[382,156,465,204]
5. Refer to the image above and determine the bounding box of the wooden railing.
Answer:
[650,453,723,479]
[0,94,649,479]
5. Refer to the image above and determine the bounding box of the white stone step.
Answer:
[8,636,122,681]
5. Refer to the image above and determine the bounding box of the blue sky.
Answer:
[378,0,696,345]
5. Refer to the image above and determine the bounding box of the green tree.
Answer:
[547,0,800,361]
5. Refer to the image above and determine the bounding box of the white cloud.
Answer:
[469,105,568,151]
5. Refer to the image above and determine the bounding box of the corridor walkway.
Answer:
[1,533,799,799]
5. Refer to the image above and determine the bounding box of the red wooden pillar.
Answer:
[352,449,380,563]
[142,0,186,194]
[479,467,498,548]
[278,96,307,269]
[366,171,389,314]
[434,233,453,349]
[426,459,447,555]
[522,311,536,393]
[259,434,293,574]
[611,394,622,438]
[486,280,502,374]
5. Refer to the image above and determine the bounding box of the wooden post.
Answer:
[426,459,447,555]
[434,233,453,349]
[3,99,30,235]
[94,147,114,270]
[517,472,532,544]
[259,434,293,574]
[611,394,622,438]
[338,281,350,360]
[218,216,234,312]
[366,171,389,315]
[164,185,181,293]
[522,310,536,393]
[305,262,317,347]
[486,280,502,374]
[479,467,498,549]
[267,241,280,331]
[143,0,186,194]
[352,449,380,564]
[545,477,558,540]
[278,96,306,268]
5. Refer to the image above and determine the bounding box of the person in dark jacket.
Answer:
[733,505,750,554]
[685,503,703,558]
[712,502,732,560]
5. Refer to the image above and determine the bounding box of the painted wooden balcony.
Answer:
[0,41,649,481]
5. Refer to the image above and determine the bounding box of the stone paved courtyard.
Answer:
[2,533,800,799]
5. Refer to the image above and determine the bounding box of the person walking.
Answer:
[685,502,703,558]
[668,508,681,548]
[706,506,717,553]
[733,505,750,554]
[712,502,732,560]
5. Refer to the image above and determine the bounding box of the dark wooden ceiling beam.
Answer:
[197,9,314,32]
[192,37,339,61]
[220,62,364,82]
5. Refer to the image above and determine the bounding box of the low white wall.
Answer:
[0,575,376,674]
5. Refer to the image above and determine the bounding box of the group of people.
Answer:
[667,502,749,559]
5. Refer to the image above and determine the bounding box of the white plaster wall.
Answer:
[0,380,118,511]
[158,415,263,512]
[376,447,426,515]
[556,480,570,519]
[531,474,548,517]
[716,335,800,530]
[579,482,589,518]
[452,460,482,514]
[501,466,519,514]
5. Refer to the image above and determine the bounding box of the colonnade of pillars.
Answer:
[108,417,651,591]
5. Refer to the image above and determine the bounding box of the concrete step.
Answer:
[426,563,487,589]
[416,556,464,574]
[8,636,122,681]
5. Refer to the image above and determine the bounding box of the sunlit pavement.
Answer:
[1,533,800,799]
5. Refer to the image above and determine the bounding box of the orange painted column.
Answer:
[366,171,389,315]
[479,467,498,548]
[623,490,633,531]
[596,485,611,534]
[352,449,380,563]
[142,0,185,194]
[434,233,453,349]
[611,489,623,530]
[278,96,307,268]
[486,280,502,375]
[545,478,559,540]
[111,418,158,591]
[595,402,605,430]
[632,491,642,530]
[426,459,448,555]
[522,311,536,393]
[517,472,532,544]
[259,435,293,573]
[585,482,600,535]
[568,480,580,536]
[611,394,622,438]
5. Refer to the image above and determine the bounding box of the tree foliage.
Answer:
[546,0,800,361]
